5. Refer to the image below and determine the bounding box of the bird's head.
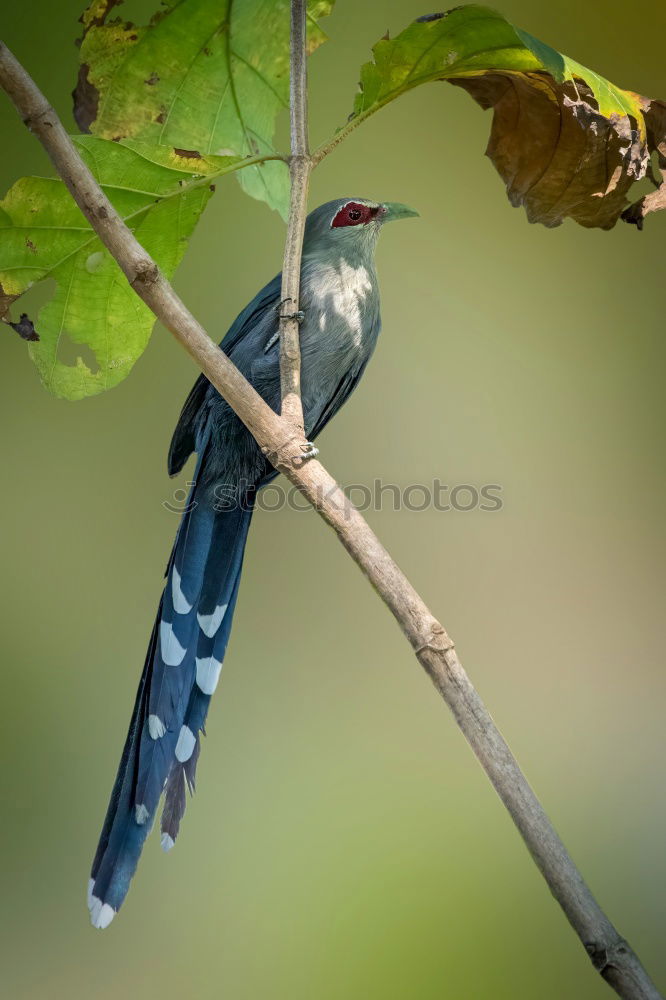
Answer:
[303,198,419,261]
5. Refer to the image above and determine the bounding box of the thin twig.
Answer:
[0,32,662,1000]
[312,113,366,166]
[278,0,310,430]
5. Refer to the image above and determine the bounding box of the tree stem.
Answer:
[278,0,311,430]
[0,32,661,1000]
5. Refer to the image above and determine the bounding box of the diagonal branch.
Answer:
[0,24,661,1000]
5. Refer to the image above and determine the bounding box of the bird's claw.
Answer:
[276,297,305,324]
[300,441,319,460]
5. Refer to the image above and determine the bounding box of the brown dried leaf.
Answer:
[622,98,666,228]
[452,73,652,230]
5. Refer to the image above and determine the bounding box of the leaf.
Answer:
[0,283,20,322]
[621,99,666,229]
[0,136,237,399]
[342,5,666,230]
[74,0,334,217]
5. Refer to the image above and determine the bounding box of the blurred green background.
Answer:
[1,2,665,997]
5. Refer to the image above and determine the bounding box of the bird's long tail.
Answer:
[88,479,253,928]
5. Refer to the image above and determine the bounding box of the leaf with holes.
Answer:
[74,0,334,217]
[339,5,665,230]
[0,136,241,399]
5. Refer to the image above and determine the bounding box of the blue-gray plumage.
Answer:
[87,197,418,928]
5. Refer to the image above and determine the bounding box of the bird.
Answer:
[87,197,419,929]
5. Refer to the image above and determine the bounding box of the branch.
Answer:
[0,34,662,1000]
[278,0,310,430]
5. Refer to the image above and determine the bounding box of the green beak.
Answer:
[380,202,420,223]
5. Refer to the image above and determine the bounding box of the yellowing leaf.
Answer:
[342,6,666,230]
[74,0,334,217]
[0,137,235,398]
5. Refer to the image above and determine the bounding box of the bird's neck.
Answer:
[301,247,378,297]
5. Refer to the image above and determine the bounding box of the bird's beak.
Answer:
[379,202,420,224]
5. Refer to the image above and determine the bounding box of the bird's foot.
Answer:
[276,297,305,324]
[266,301,305,353]
[300,441,319,460]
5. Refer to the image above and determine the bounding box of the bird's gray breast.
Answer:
[201,255,381,485]
[298,255,380,431]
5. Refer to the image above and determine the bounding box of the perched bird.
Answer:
[87,197,418,928]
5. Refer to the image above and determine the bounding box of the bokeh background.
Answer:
[1,1,665,997]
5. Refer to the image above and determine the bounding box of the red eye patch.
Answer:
[331,201,379,228]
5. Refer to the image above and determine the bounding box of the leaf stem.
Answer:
[126,148,289,201]
[312,114,365,165]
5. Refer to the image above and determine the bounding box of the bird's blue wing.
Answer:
[168,273,282,475]
[309,359,371,442]
[219,272,282,355]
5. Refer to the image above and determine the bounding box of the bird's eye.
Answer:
[331,201,374,228]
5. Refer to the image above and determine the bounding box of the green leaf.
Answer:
[351,7,640,124]
[0,136,238,399]
[75,0,334,217]
[336,5,666,230]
